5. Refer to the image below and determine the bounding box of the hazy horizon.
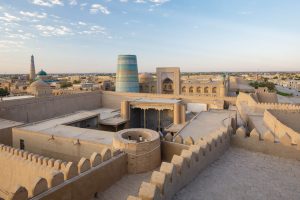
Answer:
[1,0,300,73]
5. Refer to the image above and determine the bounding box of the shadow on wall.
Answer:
[0,144,126,200]
[127,125,233,200]
[232,126,300,161]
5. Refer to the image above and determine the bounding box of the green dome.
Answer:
[37,69,47,76]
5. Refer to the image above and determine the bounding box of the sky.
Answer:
[0,0,300,74]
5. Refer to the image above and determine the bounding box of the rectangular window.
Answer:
[20,139,25,150]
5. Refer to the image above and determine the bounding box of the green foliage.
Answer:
[277,91,292,96]
[73,80,81,84]
[249,81,275,91]
[60,82,73,88]
[0,88,9,97]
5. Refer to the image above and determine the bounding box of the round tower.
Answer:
[29,55,36,81]
[116,55,139,93]
[113,128,161,174]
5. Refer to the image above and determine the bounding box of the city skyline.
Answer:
[1,0,300,73]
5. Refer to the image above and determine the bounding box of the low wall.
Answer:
[127,126,232,200]
[232,126,300,161]
[32,153,127,200]
[263,110,300,142]
[0,145,65,200]
[256,92,278,103]
[161,141,189,162]
[236,92,300,123]
[0,128,13,146]
[12,128,111,163]
[0,143,126,200]
[0,92,102,123]
[101,91,236,109]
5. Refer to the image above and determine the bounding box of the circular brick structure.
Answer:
[113,128,161,174]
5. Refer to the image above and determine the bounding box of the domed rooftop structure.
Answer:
[37,69,47,76]
[30,79,49,88]
[139,73,153,83]
[27,79,52,97]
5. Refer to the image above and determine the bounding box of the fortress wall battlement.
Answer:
[254,92,278,103]
[127,126,233,200]
[0,144,78,181]
[12,128,111,163]
[231,126,300,160]
[32,152,127,200]
[0,143,124,200]
[263,110,300,143]
[0,92,102,123]
[0,147,64,199]
[237,92,300,123]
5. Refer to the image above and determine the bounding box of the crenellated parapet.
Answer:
[231,125,300,160]
[0,144,117,200]
[127,126,232,200]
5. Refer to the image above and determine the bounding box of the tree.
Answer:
[0,88,9,99]
[60,82,73,88]
[73,80,81,84]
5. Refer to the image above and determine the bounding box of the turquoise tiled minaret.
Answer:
[116,55,139,93]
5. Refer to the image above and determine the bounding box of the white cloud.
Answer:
[80,3,88,10]
[69,0,77,6]
[135,0,146,3]
[120,0,128,2]
[35,25,72,36]
[0,40,24,48]
[78,21,87,25]
[7,33,35,40]
[30,0,64,7]
[20,11,47,19]
[90,4,110,15]
[149,0,169,5]
[0,13,20,22]
[79,25,107,35]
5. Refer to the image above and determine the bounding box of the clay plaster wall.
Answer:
[237,92,300,123]
[0,145,66,200]
[12,128,111,163]
[255,92,278,103]
[0,143,125,200]
[0,128,13,146]
[127,126,233,200]
[263,110,300,143]
[0,92,102,123]
[231,127,300,161]
[161,141,189,162]
[101,91,236,110]
[266,110,300,132]
[33,153,127,200]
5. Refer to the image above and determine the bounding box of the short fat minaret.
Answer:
[30,55,36,81]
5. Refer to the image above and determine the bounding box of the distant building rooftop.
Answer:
[21,111,99,132]
[41,125,113,145]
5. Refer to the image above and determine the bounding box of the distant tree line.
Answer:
[249,80,275,91]
[0,88,9,97]
[60,82,73,88]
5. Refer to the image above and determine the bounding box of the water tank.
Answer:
[116,55,139,93]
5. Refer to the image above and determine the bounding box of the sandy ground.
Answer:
[174,148,300,200]
[92,171,152,200]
